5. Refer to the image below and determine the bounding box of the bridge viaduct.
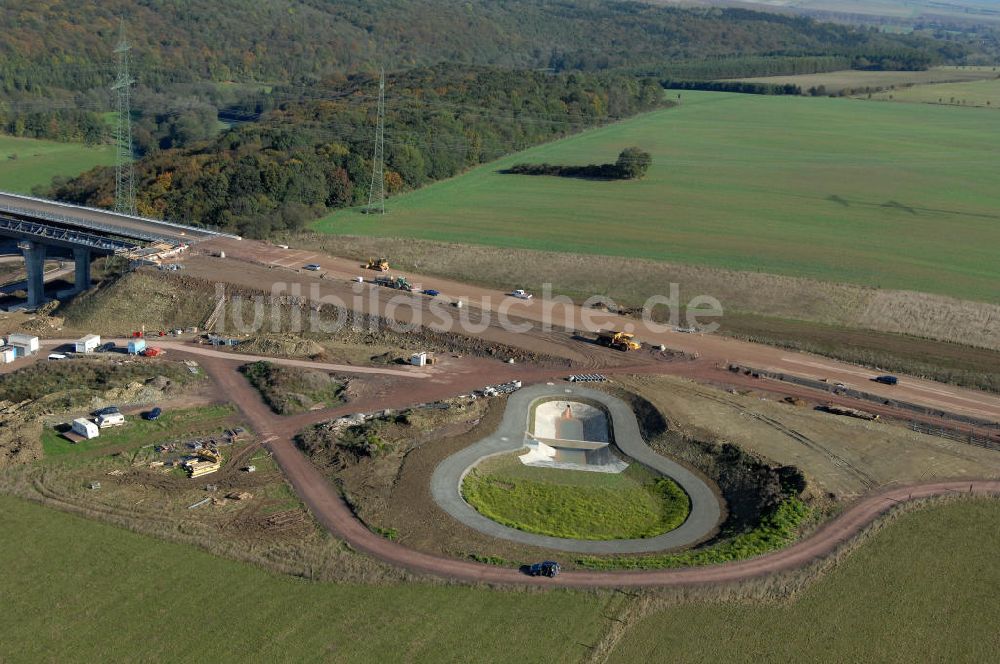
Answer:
[0,192,236,307]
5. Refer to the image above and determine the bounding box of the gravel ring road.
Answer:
[430,383,723,553]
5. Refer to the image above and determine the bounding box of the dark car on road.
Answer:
[98,342,116,353]
[144,407,162,421]
[95,405,120,416]
[873,375,899,386]
[524,561,561,578]
[423,289,440,297]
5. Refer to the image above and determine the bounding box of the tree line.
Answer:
[43,66,664,238]
[505,147,653,180]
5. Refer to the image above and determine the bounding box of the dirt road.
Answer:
[197,353,1000,588]
[195,240,1000,424]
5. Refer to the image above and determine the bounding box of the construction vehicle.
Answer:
[184,448,222,478]
[374,275,414,292]
[365,257,390,272]
[595,330,641,352]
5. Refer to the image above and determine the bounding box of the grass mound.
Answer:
[240,361,345,415]
[461,454,689,540]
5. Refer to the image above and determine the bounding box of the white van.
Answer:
[48,353,68,361]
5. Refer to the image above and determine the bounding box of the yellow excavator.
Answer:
[364,257,390,272]
[596,330,641,352]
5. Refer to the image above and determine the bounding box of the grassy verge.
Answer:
[240,361,345,415]
[577,496,811,569]
[462,455,690,540]
[610,499,1000,663]
[0,494,610,663]
[40,404,236,460]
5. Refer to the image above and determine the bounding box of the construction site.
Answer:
[0,206,994,588]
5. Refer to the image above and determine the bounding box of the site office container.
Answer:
[75,334,101,353]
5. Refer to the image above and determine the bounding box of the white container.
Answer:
[0,347,15,364]
[8,333,39,355]
[71,418,100,439]
[75,334,101,353]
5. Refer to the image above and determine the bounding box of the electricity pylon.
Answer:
[365,67,386,215]
[111,18,136,216]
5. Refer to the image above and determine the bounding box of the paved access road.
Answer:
[432,383,722,553]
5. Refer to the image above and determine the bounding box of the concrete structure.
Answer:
[0,346,14,364]
[7,333,39,357]
[0,191,238,307]
[520,400,627,473]
[432,384,723,554]
[71,418,100,440]
[75,334,101,353]
[127,338,146,355]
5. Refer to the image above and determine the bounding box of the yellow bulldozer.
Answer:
[596,330,641,352]
[365,257,390,272]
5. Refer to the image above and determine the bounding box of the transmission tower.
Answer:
[111,18,136,216]
[365,67,386,215]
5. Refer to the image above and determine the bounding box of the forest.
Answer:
[44,67,665,238]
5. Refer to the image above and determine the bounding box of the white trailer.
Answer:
[75,334,101,353]
[0,346,14,364]
[71,418,100,440]
[97,412,125,428]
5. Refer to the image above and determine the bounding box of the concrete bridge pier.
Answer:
[20,240,46,308]
[73,247,92,291]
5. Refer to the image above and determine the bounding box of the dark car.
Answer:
[98,342,116,353]
[144,407,162,421]
[304,263,322,271]
[423,289,440,297]
[873,375,899,386]
[524,561,561,578]
[94,405,120,417]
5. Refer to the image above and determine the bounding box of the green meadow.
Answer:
[0,135,114,194]
[315,91,1000,302]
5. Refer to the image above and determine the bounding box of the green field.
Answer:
[315,91,1000,302]
[609,499,1000,663]
[462,454,690,540]
[0,494,609,663]
[40,404,236,460]
[0,135,114,194]
[1,494,997,662]
[870,77,1000,108]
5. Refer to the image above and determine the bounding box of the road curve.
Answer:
[431,384,722,553]
[196,356,1000,587]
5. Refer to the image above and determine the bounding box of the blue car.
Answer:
[423,289,440,297]
[144,407,162,421]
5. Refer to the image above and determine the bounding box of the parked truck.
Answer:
[374,275,414,292]
[595,330,641,352]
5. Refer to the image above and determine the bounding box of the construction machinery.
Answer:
[595,330,641,352]
[374,275,414,292]
[184,448,222,478]
[365,257,390,272]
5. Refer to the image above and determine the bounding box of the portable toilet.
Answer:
[8,333,40,357]
[75,334,101,354]
[71,418,100,440]
[0,346,14,364]
[410,352,428,367]
[128,338,147,355]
